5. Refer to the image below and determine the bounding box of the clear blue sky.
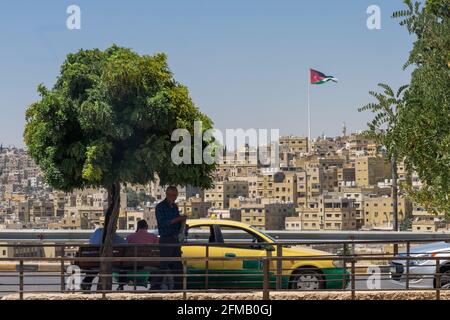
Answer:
[0,0,414,147]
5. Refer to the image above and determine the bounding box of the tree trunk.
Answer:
[99,181,121,291]
[391,155,399,232]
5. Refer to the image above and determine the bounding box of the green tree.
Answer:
[24,45,216,289]
[399,213,412,231]
[125,187,153,208]
[137,190,153,204]
[125,187,139,208]
[359,83,408,231]
[392,0,450,214]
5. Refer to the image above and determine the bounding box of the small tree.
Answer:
[125,187,139,208]
[359,83,408,231]
[392,0,450,214]
[24,45,216,289]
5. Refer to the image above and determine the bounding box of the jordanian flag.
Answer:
[310,69,338,85]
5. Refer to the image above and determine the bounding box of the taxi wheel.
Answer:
[289,268,324,290]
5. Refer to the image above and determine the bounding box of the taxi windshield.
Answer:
[248,226,275,242]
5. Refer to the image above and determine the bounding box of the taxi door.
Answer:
[216,225,269,288]
[181,225,224,288]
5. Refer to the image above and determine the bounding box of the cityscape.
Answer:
[0,0,448,309]
[0,132,443,239]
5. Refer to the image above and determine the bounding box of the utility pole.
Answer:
[392,154,399,231]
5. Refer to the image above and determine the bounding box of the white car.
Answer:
[390,241,450,289]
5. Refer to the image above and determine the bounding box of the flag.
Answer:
[310,69,338,85]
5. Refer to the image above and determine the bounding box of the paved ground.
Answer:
[0,271,402,297]
[2,290,449,300]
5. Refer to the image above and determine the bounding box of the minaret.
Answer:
[342,122,347,137]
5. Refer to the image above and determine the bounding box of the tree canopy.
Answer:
[358,83,408,158]
[24,45,216,192]
[392,0,450,213]
[125,187,153,208]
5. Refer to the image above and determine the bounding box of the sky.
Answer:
[0,0,415,147]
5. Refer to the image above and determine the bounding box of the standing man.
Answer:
[155,186,186,290]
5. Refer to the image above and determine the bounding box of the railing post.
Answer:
[393,243,399,255]
[19,260,24,300]
[183,259,187,300]
[262,258,270,300]
[405,241,410,290]
[60,257,65,292]
[342,243,348,290]
[101,257,106,300]
[351,259,356,300]
[134,245,137,291]
[205,244,209,290]
[276,244,282,290]
[436,258,440,300]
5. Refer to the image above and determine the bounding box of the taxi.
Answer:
[182,219,349,290]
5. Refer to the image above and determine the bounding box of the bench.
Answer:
[75,245,162,289]
[74,245,161,270]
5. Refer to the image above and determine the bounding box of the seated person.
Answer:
[89,227,127,245]
[81,227,126,291]
[126,220,158,244]
[115,220,158,290]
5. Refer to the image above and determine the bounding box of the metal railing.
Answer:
[2,229,450,242]
[0,238,449,300]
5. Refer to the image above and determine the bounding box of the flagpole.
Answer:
[307,68,311,154]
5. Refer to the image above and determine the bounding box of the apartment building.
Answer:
[363,195,412,229]
[240,202,295,230]
[279,136,309,155]
[209,208,242,221]
[228,176,258,199]
[312,138,338,157]
[50,212,90,229]
[285,216,302,230]
[355,156,391,187]
[16,200,31,223]
[411,205,447,232]
[305,165,338,199]
[256,170,297,203]
[52,191,66,218]
[346,133,379,158]
[29,199,55,222]
[214,163,259,181]
[337,167,356,187]
[279,149,295,169]
[336,186,391,229]
[125,210,144,230]
[295,170,307,208]
[299,194,357,231]
[178,196,211,218]
[204,180,248,209]
[56,206,104,229]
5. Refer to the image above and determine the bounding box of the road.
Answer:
[0,271,403,297]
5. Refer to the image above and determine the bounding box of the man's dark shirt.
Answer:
[155,199,181,238]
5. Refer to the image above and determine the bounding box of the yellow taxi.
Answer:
[182,219,349,290]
